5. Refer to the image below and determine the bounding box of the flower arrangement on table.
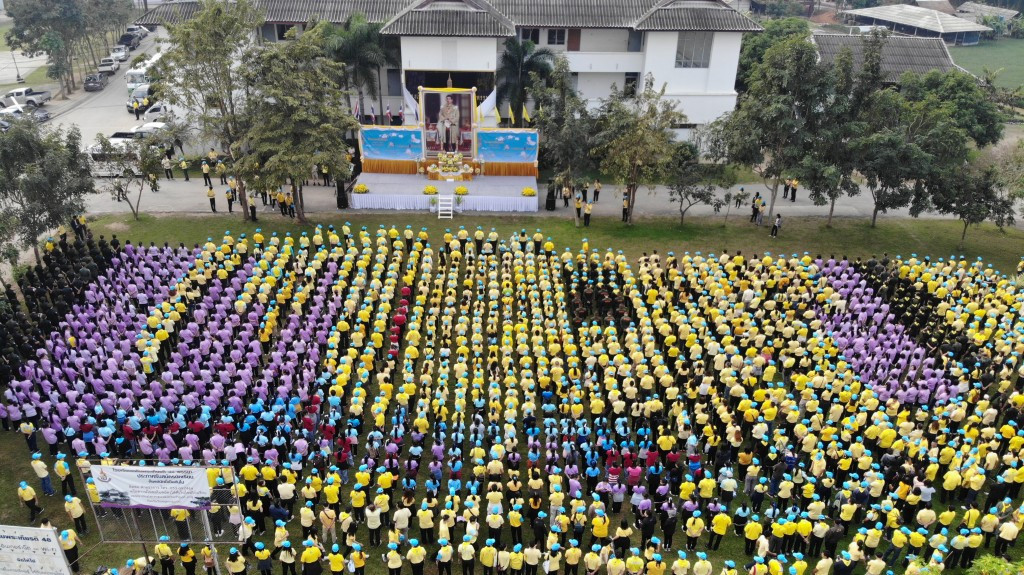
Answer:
[427,164,439,173]
[436,152,463,173]
[454,185,469,196]
[353,183,369,194]
[521,187,537,197]
[423,185,438,195]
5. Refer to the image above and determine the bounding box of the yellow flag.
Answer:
[507,103,515,125]
[494,105,502,123]
[522,105,531,123]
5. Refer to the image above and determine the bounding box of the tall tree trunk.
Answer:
[827,197,836,228]
[32,244,40,265]
[958,220,969,250]
[871,205,879,228]
[296,182,307,223]
[767,176,781,218]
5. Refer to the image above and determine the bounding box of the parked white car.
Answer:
[111,45,130,62]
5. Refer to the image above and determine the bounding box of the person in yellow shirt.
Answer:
[407,538,428,575]
[177,542,196,575]
[647,554,667,575]
[154,535,174,575]
[64,495,87,534]
[327,544,346,575]
[480,538,497,575]
[254,541,272,574]
[708,511,731,550]
[350,544,367,575]
[685,511,705,551]
[744,515,763,555]
[591,510,610,545]
[225,548,247,574]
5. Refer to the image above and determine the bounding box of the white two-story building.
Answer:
[138,0,761,130]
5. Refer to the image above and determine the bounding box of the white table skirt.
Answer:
[351,194,538,212]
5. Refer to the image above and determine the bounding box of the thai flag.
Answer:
[386,105,392,125]
[370,105,377,125]
[352,101,359,120]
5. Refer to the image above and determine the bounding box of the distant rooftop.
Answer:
[812,34,958,83]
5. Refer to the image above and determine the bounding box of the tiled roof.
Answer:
[812,34,956,83]
[841,5,991,34]
[135,1,202,26]
[956,2,1020,22]
[260,0,407,24]
[381,0,516,36]
[633,0,762,31]
[138,0,759,33]
[914,0,955,16]
[492,0,652,28]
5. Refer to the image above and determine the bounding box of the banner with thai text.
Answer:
[92,465,212,509]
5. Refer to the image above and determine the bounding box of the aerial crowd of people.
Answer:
[4,223,1024,575]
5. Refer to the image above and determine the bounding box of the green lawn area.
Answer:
[4,212,1024,572]
[90,213,1024,276]
[0,22,11,51]
[948,38,1024,89]
[0,65,52,95]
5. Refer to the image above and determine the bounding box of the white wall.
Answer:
[401,36,500,71]
[579,29,631,52]
[641,31,742,125]
[576,72,623,103]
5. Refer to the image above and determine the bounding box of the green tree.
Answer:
[93,135,164,221]
[900,69,1004,148]
[591,74,686,224]
[666,142,725,225]
[5,0,87,96]
[0,120,94,263]
[852,89,968,227]
[714,36,831,219]
[160,0,265,221]
[323,13,399,122]
[496,36,554,128]
[236,23,359,223]
[799,32,885,227]
[932,164,1017,250]
[531,55,595,190]
[736,18,809,92]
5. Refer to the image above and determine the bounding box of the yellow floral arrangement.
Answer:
[455,185,469,196]
[423,185,438,195]
[353,183,369,194]
[522,187,537,197]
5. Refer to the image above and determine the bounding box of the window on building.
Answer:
[520,28,540,44]
[547,29,566,45]
[387,69,403,97]
[623,72,640,97]
[675,32,713,68]
[627,30,644,52]
[275,24,294,41]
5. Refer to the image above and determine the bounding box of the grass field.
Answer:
[0,22,11,51]
[4,212,1024,572]
[89,213,1024,276]
[948,38,1024,89]
[0,65,52,95]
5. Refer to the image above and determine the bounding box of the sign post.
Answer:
[0,525,73,575]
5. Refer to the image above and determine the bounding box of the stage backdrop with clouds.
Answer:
[360,127,424,161]
[476,130,539,164]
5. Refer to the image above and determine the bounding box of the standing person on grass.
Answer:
[583,202,593,227]
[770,214,781,238]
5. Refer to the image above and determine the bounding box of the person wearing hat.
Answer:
[171,508,192,541]
[59,529,83,574]
[437,538,454,575]
[407,538,427,575]
[279,541,301,575]
[479,538,497,575]
[178,543,196,575]
[523,542,542,575]
[546,543,563,575]
[691,553,711,575]
[684,512,704,551]
[225,548,246,574]
[154,535,174,575]
[54,452,76,497]
[17,481,41,522]
[253,542,272,575]
[31,452,55,496]
[64,494,87,535]
[458,535,476,575]
[325,544,345,575]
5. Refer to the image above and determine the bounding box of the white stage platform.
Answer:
[351,173,539,212]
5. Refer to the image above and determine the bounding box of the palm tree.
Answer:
[323,13,399,123]
[496,37,554,128]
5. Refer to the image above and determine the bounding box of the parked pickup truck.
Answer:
[3,87,52,107]
[99,57,121,75]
